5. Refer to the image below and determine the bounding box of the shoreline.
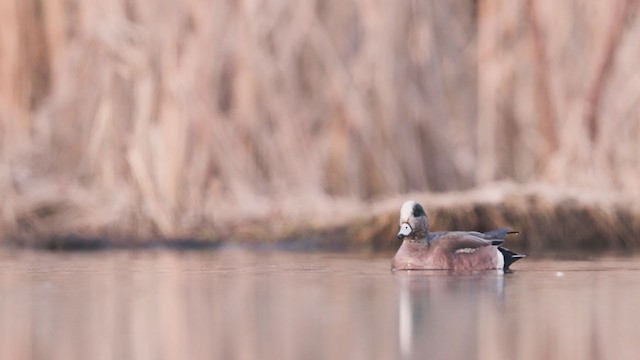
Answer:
[3,183,639,253]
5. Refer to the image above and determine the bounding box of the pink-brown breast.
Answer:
[392,242,447,270]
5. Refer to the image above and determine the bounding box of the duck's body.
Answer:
[391,201,525,271]
[392,231,513,271]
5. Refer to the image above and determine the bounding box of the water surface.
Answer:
[0,249,639,360]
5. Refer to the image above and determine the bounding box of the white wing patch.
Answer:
[455,248,477,254]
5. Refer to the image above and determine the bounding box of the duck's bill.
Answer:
[397,223,412,240]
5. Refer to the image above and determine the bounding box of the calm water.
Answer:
[1,249,640,360]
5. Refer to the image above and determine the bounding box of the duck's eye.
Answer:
[399,223,412,236]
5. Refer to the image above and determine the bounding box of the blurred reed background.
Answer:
[0,0,639,246]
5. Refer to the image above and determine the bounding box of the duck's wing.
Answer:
[480,228,519,240]
[437,233,504,250]
[428,231,450,241]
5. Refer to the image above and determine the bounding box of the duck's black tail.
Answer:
[498,246,526,271]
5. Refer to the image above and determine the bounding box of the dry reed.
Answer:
[0,0,639,247]
[348,182,640,252]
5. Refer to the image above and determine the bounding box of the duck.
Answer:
[391,200,525,271]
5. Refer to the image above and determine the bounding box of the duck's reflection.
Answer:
[395,270,505,360]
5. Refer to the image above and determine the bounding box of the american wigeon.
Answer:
[392,200,525,271]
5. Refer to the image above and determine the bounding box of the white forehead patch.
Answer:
[400,200,418,223]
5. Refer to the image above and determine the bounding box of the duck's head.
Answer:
[397,200,430,242]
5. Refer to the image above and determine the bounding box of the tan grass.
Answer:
[0,0,639,246]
